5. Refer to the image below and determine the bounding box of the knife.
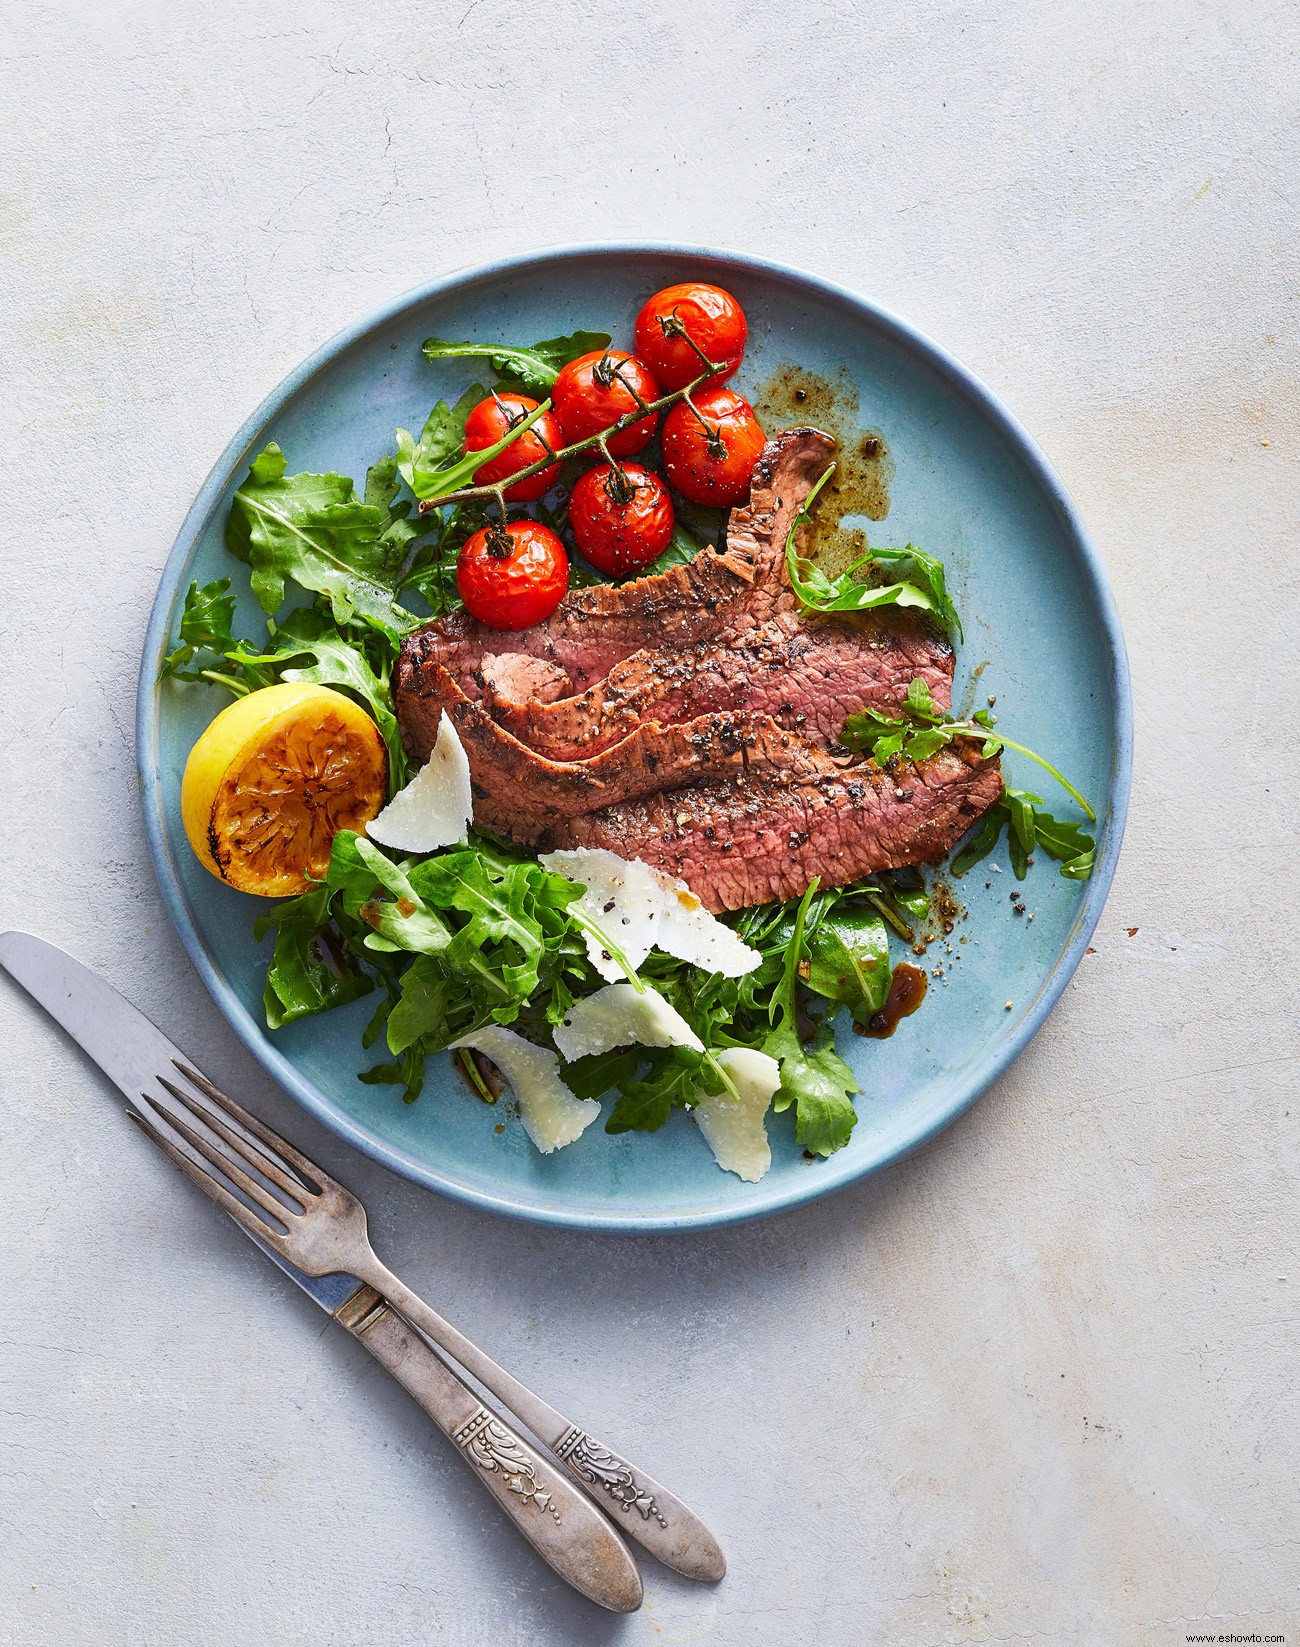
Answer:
[0,930,643,1613]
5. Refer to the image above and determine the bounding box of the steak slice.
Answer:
[482,611,955,759]
[421,659,835,840]
[538,745,1003,913]
[394,426,837,742]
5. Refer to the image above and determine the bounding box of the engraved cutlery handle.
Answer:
[337,1287,642,1614]
[363,1264,726,1583]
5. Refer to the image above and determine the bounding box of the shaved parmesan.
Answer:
[553,982,703,1062]
[539,848,760,982]
[693,1047,780,1182]
[367,713,472,853]
[450,1025,599,1155]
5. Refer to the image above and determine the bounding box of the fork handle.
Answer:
[336,1287,642,1614]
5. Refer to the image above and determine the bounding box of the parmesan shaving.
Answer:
[367,713,472,853]
[693,1047,780,1182]
[553,982,703,1062]
[539,848,760,982]
[450,1025,599,1154]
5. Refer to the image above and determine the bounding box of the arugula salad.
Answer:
[163,283,1095,1181]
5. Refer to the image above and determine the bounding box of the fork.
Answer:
[133,1061,726,1586]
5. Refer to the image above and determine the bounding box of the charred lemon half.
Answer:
[181,682,387,897]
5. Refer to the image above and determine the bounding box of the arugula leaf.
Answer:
[409,851,581,1010]
[565,553,612,590]
[1002,784,1096,880]
[604,1047,709,1135]
[544,973,577,1028]
[642,520,706,577]
[395,383,486,496]
[762,883,860,1156]
[803,905,892,1025]
[324,833,453,955]
[422,331,611,396]
[604,1079,675,1135]
[949,787,1097,882]
[847,682,1098,883]
[364,451,429,566]
[359,1045,426,1103]
[1031,809,1096,875]
[559,1047,644,1103]
[672,499,728,547]
[841,678,1096,822]
[386,955,496,1054]
[254,886,374,1029]
[1005,787,1040,858]
[361,982,398,1050]
[399,499,483,616]
[784,466,961,638]
[865,546,963,641]
[789,1038,861,1156]
[903,677,940,718]
[842,695,993,767]
[367,845,591,1054]
[160,579,239,681]
[789,561,943,623]
[226,443,415,639]
[949,811,1004,877]
[874,869,930,923]
[570,519,707,588]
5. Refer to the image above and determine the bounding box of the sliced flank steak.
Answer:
[538,744,1004,914]
[482,611,955,760]
[418,662,832,841]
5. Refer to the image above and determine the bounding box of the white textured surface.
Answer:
[2,1,1298,1641]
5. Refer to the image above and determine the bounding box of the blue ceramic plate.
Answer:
[137,244,1131,1232]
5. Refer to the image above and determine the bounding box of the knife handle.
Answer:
[336,1287,642,1614]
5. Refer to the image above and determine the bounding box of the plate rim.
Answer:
[135,240,1133,1233]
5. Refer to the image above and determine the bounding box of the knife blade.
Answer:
[0,929,366,1317]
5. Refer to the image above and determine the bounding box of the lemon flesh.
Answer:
[181,682,387,897]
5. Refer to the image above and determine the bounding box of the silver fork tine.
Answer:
[173,1061,326,1190]
[158,1077,309,1205]
[127,1105,288,1247]
[141,1091,295,1228]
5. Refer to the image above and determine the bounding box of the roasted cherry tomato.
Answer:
[660,387,766,506]
[634,283,747,391]
[569,462,675,577]
[462,393,563,501]
[457,520,568,630]
[551,350,660,456]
